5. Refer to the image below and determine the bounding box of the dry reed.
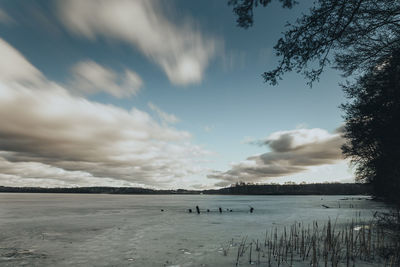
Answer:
[224,215,399,266]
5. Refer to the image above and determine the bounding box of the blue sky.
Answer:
[0,0,353,188]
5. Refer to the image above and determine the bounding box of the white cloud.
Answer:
[208,128,346,186]
[0,38,209,188]
[71,60,142,98]
[148,102,179,124]
[263,128,335,152]
[0,39,43,84]
[58,0,217,86]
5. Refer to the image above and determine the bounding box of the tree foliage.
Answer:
[229,1,400,204]
[229,0,400,85]
[341,51,400,204]
[228,0,297,29]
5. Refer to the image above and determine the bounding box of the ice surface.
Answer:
[0,194,387,266]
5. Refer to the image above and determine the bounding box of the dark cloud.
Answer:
[0,38,209,188]
[265,133,297,152]
[208,128,345,187]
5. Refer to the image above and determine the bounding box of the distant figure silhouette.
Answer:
[207,209,210,212]
[229,209,233,212]
[188,209,192,213]
[219,207,222,213]
[196,205,200,214]
[161,209,164,212]
[250,207,254,213]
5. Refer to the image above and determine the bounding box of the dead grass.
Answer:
[223,215,400,266]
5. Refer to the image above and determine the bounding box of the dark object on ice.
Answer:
[229,209,233,212]
[161,209,164,212]
[188,209,192,213]
[196,206,200,214]
[219,207,222,213]
[250,207,254,213]
[207,209,210,212]
[322,205,330,209]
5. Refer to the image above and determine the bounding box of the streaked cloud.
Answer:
[0,8,14,25]
[71,60,142,98]
[204,125,214,133]
[208,128,345,187]
[0,38,209,188]
[0,156,139,188]
[58,0,217,86]
[0,39,43,84]
[148,102,179,124]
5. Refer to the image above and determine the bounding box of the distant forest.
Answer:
[203,183,370,195]
[0,183,371,195]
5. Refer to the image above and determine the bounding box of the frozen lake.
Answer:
[0,194,386,266]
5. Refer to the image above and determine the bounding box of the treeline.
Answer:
[0,186,198,194]
[203,183,371,195]
[0,183,371,195]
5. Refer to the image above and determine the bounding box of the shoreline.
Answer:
[0,183,371,195]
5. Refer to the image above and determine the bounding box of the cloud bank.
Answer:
[208,128,345,186]
[58,0,217,86]
[0,39,43,84]
[0,38,208,188]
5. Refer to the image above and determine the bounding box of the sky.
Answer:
[0,0,354,189]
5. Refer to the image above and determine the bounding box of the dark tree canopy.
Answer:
[230,1,400,204]
[228,0,297,29]
[229,0,400,85]
[341,51,400,204]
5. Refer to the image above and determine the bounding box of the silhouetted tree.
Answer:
[229,0,400,204]
[229,0,400,85]
[341,51,400,204]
